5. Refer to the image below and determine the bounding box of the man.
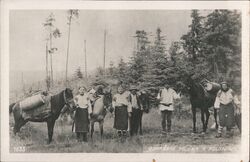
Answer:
[128,85,142,136]
[157,82,179,134]
[214,81,240,138]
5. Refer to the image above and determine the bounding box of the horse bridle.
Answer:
[63,90,74,109]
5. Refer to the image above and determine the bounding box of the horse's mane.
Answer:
[50,89,66,114]
[189,78,206,98]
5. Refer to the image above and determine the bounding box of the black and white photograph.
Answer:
[1,1,249,162]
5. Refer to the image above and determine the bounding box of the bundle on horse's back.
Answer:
[20,94,45,110]
[21,94,52,121]
[92,96,104,115]
[204,82,220,94]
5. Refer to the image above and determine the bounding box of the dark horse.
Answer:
[186,77,219,133]
[90,87,113,140]
[137,90,150,135]
[9,88,76,143]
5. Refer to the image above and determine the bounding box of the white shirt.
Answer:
[113,92,132,112]
[214,89,240,109]
[74,94,92,113]
[157,88,179,111]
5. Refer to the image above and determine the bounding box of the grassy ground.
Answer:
[9,106,241,153]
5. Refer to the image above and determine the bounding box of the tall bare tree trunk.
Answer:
[103,30,106,77]
[84,40,87,78]
[49,32,54,86]
[46,42,49,91]
[50,53,53,86]
[65,16,72,85]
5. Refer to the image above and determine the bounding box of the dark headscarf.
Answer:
[220,81,229,92]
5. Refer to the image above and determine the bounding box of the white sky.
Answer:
[10,10,193,73]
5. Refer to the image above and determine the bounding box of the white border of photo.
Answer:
[1,1,249,162]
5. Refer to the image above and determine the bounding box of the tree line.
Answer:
[92,10,241,95]
[42,10,241,95]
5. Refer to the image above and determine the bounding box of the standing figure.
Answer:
[73,86,92,142]
[214,81,240,138]
[157,83,179,134]
[113,85,131,138]
[128,85,142,136]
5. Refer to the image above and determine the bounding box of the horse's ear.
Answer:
[65,87,72,93]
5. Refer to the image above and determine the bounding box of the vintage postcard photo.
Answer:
[1,1,249,162]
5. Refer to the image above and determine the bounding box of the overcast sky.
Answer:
[10,10,194,74]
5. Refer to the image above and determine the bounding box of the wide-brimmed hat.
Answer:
[129,85,139,91]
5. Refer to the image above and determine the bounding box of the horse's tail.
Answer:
[9,102,16,114]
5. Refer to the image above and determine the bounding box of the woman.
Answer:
[113,85,131,138]
[214,81,240,138]
[73,86,92,142]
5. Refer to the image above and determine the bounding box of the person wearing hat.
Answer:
[128,85,142,136]
[157,82,179,134]
[73,86,92,142]
[214,81,240,138]
[113,85,131,138]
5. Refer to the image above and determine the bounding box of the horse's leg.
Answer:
[99,120,104,142]
[90,121,94,139]
[13,104,26,134]
[192,107,197,133]
[200,109,205,133]
[205,108,210,132]
[214,108,218,129]
[14,118,27,135]
[47,119,56,144]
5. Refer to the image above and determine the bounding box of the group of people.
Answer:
[71,80,241,142]
[156,81,241,138]
[72,84,146,142]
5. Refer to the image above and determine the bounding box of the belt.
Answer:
[159,103,172,107]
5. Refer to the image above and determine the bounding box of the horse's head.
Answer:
[185,75,205,97]
[63,88,76,112]
[103,87,113,113]
[139,90,149,113]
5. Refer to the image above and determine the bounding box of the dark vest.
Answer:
[128,94,141,109]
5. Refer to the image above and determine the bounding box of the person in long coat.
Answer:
[73,86,92,142]
[112,85,131,137]
[128,85,142,136]
[214,81,240,138]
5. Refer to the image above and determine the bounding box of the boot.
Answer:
[215,133,222,138]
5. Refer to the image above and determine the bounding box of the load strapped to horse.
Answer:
[200,79,221,94]
[18,91,52,121]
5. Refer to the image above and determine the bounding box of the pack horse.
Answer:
[9,88,76,144]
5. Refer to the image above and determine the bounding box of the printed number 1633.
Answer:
[14,146,26,152]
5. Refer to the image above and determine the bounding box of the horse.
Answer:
[186,77,219,133]
[90,87,113,140]
[9,88,76,144]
